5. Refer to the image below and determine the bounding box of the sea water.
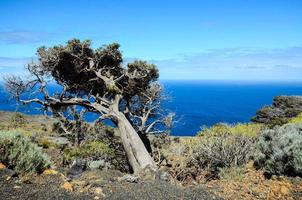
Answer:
[1,80,302,136]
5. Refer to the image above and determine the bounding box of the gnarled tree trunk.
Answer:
[110,95,157,174]
[116,112,157,173]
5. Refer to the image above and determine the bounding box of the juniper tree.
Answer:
[5,39,173,173]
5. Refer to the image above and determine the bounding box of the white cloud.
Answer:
[153,47,302,81]
[0,57,31,67]
[0,57,33,78]
[1,47,302,81]
[0,31,53,44]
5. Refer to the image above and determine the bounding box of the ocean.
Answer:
[1,80,302,136]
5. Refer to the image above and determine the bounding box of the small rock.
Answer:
[88,160,106,170]
[299,182,302,190]
[67,159,86,179]
[118,174,139,183]
[156,170,171,182]
[94,187,105,197]
[280,185,290,195]
[94,196,100,200]
[1,169,17,178]
[13,185,22,189]
[0,163,6,169]
[42,169,59,175]
[62,182,73,192]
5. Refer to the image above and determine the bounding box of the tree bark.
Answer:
[110,95,157,174]
[116,113,157,173]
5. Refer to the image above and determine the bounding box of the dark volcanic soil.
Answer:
[0,169,222,200]
[0,170,92,200]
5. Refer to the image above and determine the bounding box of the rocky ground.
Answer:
[207,162,302,200]
[0,168,92,200]
[0,165,221,200]
[1,157,302,200]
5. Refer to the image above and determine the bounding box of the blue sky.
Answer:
[0,0,301,80]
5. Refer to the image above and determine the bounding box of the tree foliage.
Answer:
[5,39,172,135]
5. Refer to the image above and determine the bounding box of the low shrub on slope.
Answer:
[0,131,50,174]
[253,123,302,177]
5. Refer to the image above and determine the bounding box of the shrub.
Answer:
[193,133,254,178]
[52,119,116,146]
[0,131,51,174]
[229,123,265,137]
[55,119,130,172]
[37,138,59,149]
[218,166,245,181]
[63,140,114,164]
[197,123,230,137]
[197,123,264,138]
[251,96,302,127]
[9,112,27,128]
[253,123,302,177]
[0,123,6,130]
[156,124,257,183]
[288,112,302,124]
[52,119,88,146]
[156,140,192,182]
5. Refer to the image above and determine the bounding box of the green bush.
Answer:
[251,96,302,127]
[288,112,302,124]
[0,131,51,174]
[197,123,230,137]
[197,123,264,138]
[253,123,302,177]
[53,119,130,172]
[63,140,114,163]
[193,133,254,178]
